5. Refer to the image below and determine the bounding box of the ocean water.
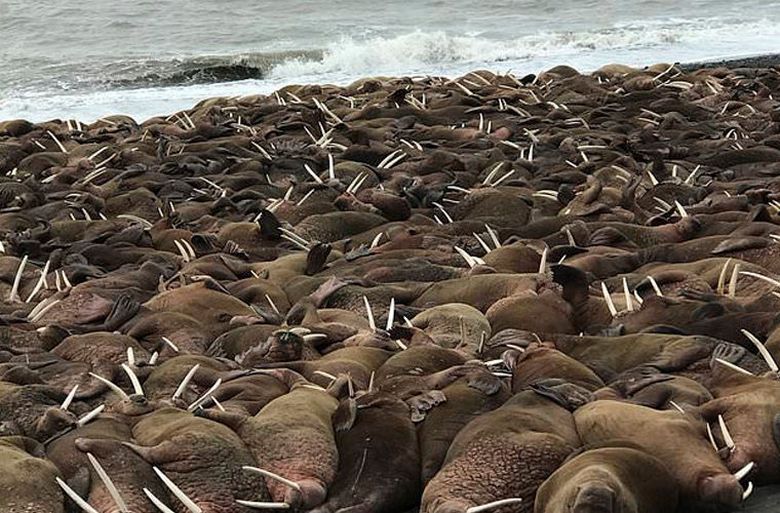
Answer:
[1,0,779,122]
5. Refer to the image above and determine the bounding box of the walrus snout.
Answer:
[572,484,617,513]
[284,478,327,509]
[698,474,742,508]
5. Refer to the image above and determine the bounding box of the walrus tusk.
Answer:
[180,239,196,260]
[153,466,203,513]
[386,297,396,330]
[482,162,503,186]
[345,172,365,194]
[674,201,689,218]
[728,263,741,298]
[87,453,129,512]
[363,295,376,331]
[47,130,68,152]
[279,228,310,248]
[714,358,755,376]
[739,270,780,290]
[601,282,618,317]
[647,275,663,297]
[485,224,500,248]
[57,477,100,513]
[473,233,491,253]
[734,461,754,481]
[454,246,477,268]
[161,336,180,352]
[313,370,337,383]
[685,165,701,184]
[303,164,324,184]
[8,254,28,302]
[243,466,302,491]
[89,373,129,400]
[466,498,523,513]
[395,339,408,350]
[61,384,79,410]
[432,202,454,223]
[622,277,634,312]
[25,258,51,303]
[87,146,109,161]
[126,347,135,367]
[121,364,144,396]
[236,500,291,509]
[740,329,779,372]
[370,232,384,249]
[377,149,402,169]
[188,379,222,411]
[264,294,281,316]
[668,400,684,413]
[144,488,177,513]
[117,214,153,228]
[78,404,105,426]
[149,352,159,365]
[742,481,754,500]
[706,422,719,451]
[173,364,200,400]
[368,371,375,393]
[538,248,548,274]
[173,240,191,262]
[280,234,308,251]
[716,259,732,295]
[718,415,735,450]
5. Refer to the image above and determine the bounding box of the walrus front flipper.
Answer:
[306,243,332,276]
[332,398,357,432]
[530,379,593,411]
[711,236,767,255]
[103,294,141,331]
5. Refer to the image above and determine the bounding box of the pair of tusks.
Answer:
[706,416,755,499]
[89,363,144,400]
[56,452,131,513]
[741,329,779,372]
[237,466,299,509]
[363,296,395,332]
[716,259,740,297]
[279,228,311,251]
[454,246,486,268]
[602,276,654,316]
[174,239,196,262]
[377,149,406,169]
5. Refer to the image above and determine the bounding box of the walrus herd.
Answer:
[1,60,780,513]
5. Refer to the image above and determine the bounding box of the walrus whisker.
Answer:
[538,247,548,274]
[465,497,523,513]
[734,461,754,481]
[473,233,492,253]
[363,295,377,331]
[57,477,100,513]
[8,254,28,302]
[718,415,735,450]
[87,453,129,512]
[187,379,222,412]
[714,358,755,376]
[153,466,203,513]
[601,282,618,317]
[161,336,180,352]
[716,259,732,295]
[485,224,501,248]
[728,263,741,298]
[706,422,719,451]
[77,404,105,426]
[739,270,780,289]
[144,487,177,513]
[89,372,129,400]
[25,258,51,302]
[172,365,200,400]
[740,329,779,371]
[61,384,79,410]
[622,277,634,312]
[236,500,291,510]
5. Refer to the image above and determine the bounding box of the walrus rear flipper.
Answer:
[711,236,767,255]
[530,379,593,411]
[257,209,282,239]
[306,243,332,276]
